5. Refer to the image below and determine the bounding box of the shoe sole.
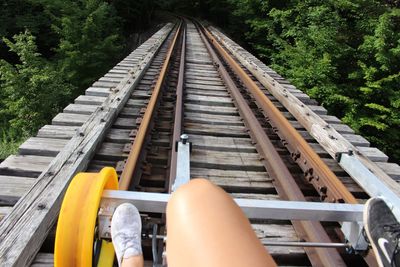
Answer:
[363,198,385,267]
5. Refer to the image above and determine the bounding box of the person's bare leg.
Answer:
[166,178,277,267]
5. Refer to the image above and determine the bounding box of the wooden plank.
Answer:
[253,224,304,255]
[96,142,125,161]
[63,104,97,115]
[357,147,388,162]
[0,155,52,177]
[31,253,53,267]
[210,27,400,196]
[186,89,229,97]
[185,122,248,137]
[191,150,265,171]
[85,87,111,97]
[19,137,67,157]
[191,167,273,191]
[74,95,106,105]
[186,74,221,81]
[0,207,12,221]
[342,134,370,147]
[185,112,243,125]
[99,77,124,83]
[184,103,238,115]
[375,162,400,180]
[189,134,255,152]
[106,128,132,143]
[52,113,89,126]
[92,80,119,88]
[104,73,126,78]
[0,23,174,266]
[186,79,224,86]
[305,105,327,115]
[0,175,35,205]
[186,94,234,106]
[37,125,78,139]
[185,83,226,91]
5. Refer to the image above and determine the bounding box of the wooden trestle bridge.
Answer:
[0,19,399,267]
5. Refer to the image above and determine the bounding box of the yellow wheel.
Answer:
[55,167,118,267]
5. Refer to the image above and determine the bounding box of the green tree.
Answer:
[0,31,72,137]
[181,0,400,162]
[42,0,123,91]
[344,9,400,160]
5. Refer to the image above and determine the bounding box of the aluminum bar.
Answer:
[168,26,186,192]
[172,134,191,192]
[100,190,363,222]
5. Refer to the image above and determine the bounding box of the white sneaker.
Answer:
[111,203,143,266]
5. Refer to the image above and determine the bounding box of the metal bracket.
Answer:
[171,134,191,192]
[338,152,400,221]
[341,222,368,252]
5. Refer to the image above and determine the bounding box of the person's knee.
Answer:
[167,178,219,215]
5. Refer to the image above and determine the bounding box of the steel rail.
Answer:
[201,27,357,205]
[119,23,182,190]
[203,24,379,267]
[195,21,346,267]
[168,23,186,193]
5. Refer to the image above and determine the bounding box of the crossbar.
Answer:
[100,190,363,222]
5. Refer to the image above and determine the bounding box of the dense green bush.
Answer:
[0,0,138,158]
[0,31,72,137]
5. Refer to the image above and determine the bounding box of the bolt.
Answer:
[180,134,189,144]
[319,186,327,194]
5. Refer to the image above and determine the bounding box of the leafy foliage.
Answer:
[0,31,72,137]
[0,0,150,158]
[43,0,123,90]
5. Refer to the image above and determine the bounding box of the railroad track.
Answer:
[0,19,399,266]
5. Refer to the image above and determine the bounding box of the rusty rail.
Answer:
[196,21,347,267]
[168,23,186,193]
[199,22,380,267]
[119,23,182,190]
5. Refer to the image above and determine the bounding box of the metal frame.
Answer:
[98,190,364,238]
[339,152,400,221]
[168,25,186,192]
[172,134,191,192]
